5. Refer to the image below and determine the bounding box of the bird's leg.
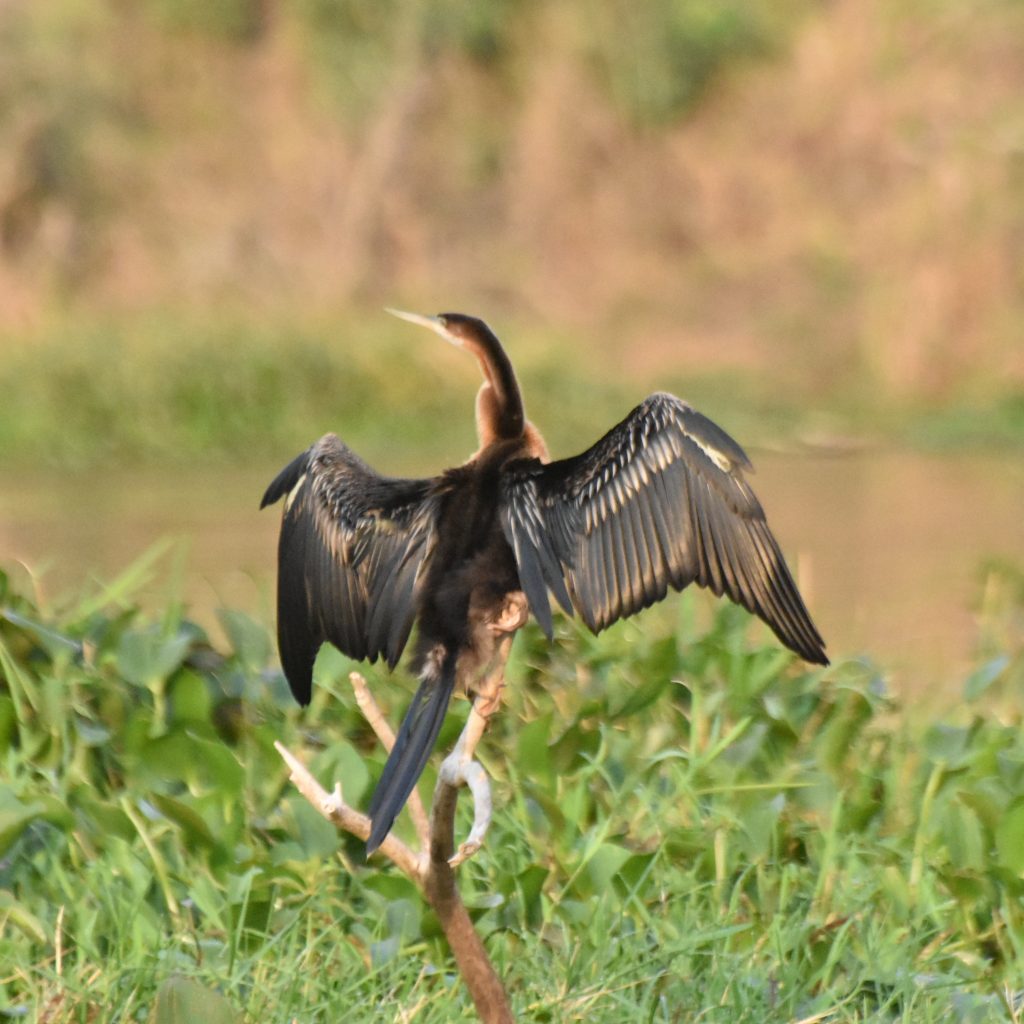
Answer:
[441,591,527,867]
[466,590,528,750]
[438,724,494,868]
[440,650,508,867]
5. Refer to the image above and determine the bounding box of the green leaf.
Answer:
[117,626,194,688]
[288,796,341,858]
[170,671,213,724]
[958,782,1007,832]
[618,851,657,890]
[586,842,632,891]
[612,673,670,720]
[0,890,48,945]
[148,976,239,1024]
[69,541,174,622]
[187,875,228,931]
[815,690,871,774]
[516,715,553,786]
[963,655,1010,702]
[923,724,976,770]
[149,792,220,853]
[225,866,263,905]
[68,785,135,841]
[995,798,1024,874]
[0,695,17,751]
[516,864,548,927]
[939,799,987,872]
[217,609,270,668]
[313,741,370,807]
[0,608,83,659]
[0,794,74,857]
[140,730,244,795]
[385,898,422,943]
[74,716,112,746]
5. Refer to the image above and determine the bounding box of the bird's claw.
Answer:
[448,838,482,868]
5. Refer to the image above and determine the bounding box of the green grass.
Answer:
[0,312,635,472]
[3,312,1023,476]
[1,553,1023,1021]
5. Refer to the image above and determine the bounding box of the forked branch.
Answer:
[275,593,528,1024]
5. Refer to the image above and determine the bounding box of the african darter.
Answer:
[262,311,828,854]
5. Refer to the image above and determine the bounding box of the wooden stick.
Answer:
[423,770,514,1024]
[274,740,424,879]
[274,592,527,1023]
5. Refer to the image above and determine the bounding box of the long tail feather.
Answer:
[366,651,458,854]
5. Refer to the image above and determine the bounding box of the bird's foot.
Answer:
[438,743,492,868]
[449,837,482,868]
[487,590,529,635]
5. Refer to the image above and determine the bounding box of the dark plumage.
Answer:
[262,311,828,854]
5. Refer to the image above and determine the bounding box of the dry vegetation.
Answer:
[1,0,1023,407]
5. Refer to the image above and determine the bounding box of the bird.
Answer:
[261,310,828,854]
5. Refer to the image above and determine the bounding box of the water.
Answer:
[2,450,1021,703]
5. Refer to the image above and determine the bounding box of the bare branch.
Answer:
[274,591,529,1024]
[422,760,513,1024]
[274,740,424,879]
[350,671,397,749]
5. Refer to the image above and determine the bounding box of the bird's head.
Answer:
[385,308,493,351]
[386,307,527,444]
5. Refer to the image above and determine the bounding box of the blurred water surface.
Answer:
[2,450,1021,704]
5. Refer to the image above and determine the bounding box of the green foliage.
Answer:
[288,0,802,125]
[141,0,266,43]
[149,977,239,1024]
[4,311,1022,475]
[291,0,529,118]
[1,557,1023,1020]
[0,312,631,470]
[583,0,790,126]
[0,314,446,468]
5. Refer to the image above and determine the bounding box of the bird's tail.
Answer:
[366,649,458,854]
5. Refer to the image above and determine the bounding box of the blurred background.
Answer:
[0,0,1021,700]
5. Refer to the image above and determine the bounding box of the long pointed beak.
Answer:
[385,308,459,346]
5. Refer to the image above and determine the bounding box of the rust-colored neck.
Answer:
[466,326,525,445]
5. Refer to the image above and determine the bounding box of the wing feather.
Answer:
[261,434,440,703]
[500,393,828,664]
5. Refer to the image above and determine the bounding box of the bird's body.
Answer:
[263,311,828,853]
[415,439,533,664]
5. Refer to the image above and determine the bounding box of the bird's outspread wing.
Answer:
[500,392,828,664]
[261,434,441,703]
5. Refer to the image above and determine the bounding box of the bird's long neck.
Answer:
[468,328,525,446]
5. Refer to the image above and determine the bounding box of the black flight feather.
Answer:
[499,392,828,665]
[366,649,459,854]
[260,434,439,705]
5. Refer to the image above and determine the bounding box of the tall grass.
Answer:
[1,553,1022,1020]
[0,313,487,469]
[3,312,1022,473]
